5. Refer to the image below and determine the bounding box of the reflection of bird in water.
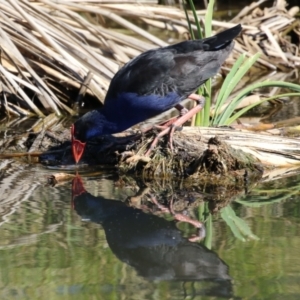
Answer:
[72,176,233,297]
[71,25,242,163]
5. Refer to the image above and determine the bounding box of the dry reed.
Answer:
[0,0,299,116]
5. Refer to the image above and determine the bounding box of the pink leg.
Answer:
[158,94,203,129]
[175,94,201,116]
[148,103,190,131]
[141,96,199,134]
[175,104,189,116]
[145,95,205,156]
[188,93,203,101]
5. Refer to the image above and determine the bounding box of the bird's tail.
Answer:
[204,24,242,50]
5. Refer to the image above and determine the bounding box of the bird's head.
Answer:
[71,110,109,164]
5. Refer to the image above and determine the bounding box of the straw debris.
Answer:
[231,0,300,71]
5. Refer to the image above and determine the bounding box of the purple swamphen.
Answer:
[71,24,242,163]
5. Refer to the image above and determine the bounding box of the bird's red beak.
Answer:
[71,124,86,164]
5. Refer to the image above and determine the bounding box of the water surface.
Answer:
[0,162,299,299]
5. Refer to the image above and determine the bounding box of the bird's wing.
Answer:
[104,24,242,104]
[105,46,231,103]
[105,49,178,99]
[104,46,210,103]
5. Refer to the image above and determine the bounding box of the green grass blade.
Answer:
[216,53,261,125]
[227,92,300,124]
[221,206,259,241]
[183,0,195,40]
[223,81,300,125]
[195,0,214,126]
[204,213,212,249]
[187,0,202,39]
[184,0,206,125]
[195,90,204,125]
[204,0,214,37]
[203,78,212,126]
[220,206,246,241]
[212,53,246,125]
[231,213,259,240]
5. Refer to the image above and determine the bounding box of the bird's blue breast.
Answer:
[103,92,181,132]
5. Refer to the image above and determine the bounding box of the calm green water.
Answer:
[0,162,300,300]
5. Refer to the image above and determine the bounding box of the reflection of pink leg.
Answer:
[145,96,205,156]
[169,198,204,230]
[150,195,206,241]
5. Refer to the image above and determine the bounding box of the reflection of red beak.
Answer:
[72,175,86,198]
[71,124,86,164]
[71,174,86,209]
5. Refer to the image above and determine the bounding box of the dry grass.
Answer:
[232,0,300,71]
[0,0,299,116]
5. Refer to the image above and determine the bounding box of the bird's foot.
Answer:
[145,96,205,156]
